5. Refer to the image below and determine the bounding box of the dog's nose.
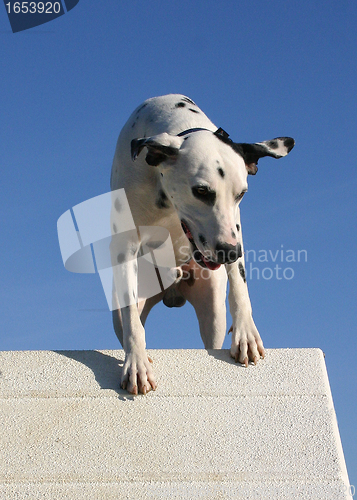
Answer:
[215,242,242,264]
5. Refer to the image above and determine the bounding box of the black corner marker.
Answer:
[63,0,79,11]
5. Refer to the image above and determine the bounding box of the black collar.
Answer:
[176,127,212,136]
[177,126,232,142]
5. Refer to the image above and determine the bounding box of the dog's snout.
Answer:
[215,242,242,264]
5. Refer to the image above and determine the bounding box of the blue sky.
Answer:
[1,0,356,488]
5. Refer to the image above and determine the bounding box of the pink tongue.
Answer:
[202,255,221,271]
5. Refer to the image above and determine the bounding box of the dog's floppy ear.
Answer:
[233,137,295,175]
[131,133,184,166]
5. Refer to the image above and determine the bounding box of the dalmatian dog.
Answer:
[110,94,294,395]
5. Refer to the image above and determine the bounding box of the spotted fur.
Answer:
[156,189,171,209]
[239,262,246,282]
[110,94,295,394]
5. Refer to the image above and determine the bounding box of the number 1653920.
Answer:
[5,2,62,14]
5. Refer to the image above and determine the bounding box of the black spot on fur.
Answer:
[156,189,170,209]
[189,108,199,113]
[143,142,179,166]
[267,139,278,149]
[181,268,195,287]
[146,153,166,166]
[199,234,207,246]
[175,102,186,108]
[117,253,125,264]
[238,262,246,282]
[136,103,147,114]
[231,230,236,239]
[284,137,295,152]
[131,121,136,128]
[236,224,240,232]
[113,224,118,234]
[114,198,122,212]
[182,97,196,105]
[217,167,225,178]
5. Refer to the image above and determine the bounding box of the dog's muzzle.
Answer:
[215,242,242,264]
[181,220,219,270]
[181,221,241,270]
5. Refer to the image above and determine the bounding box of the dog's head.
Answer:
[131,129,294,270]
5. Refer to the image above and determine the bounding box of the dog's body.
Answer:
[110,94,294,394]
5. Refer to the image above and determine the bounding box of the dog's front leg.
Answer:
[119,302,157,395]
[226,210,265,366]
[111,241,157,395]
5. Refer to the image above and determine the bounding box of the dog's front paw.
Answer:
[229,317,265,367]
[121,350,157,395]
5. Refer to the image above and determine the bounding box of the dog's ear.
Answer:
[131,133,184,166]
[233,137,295,175]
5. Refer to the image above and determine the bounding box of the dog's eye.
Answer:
[235,190,247,203]
[192,185,216,206]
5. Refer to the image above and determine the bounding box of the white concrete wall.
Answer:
[0,348,352,499]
